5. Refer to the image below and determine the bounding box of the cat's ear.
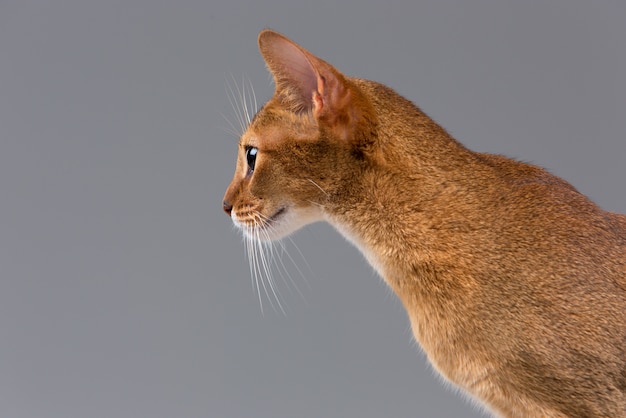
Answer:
[258,30,350,120]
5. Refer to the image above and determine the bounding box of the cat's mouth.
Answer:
[267,207,286,225]
[248,206,288,241]
[232,206,289,239]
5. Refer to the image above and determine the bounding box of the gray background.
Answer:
[2,1,625,417]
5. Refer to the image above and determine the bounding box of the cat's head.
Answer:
[223,30,378,241]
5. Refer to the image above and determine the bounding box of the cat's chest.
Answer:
[329,214,498,397]
[402,290,497,399]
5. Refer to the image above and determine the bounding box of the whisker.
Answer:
[259,225,306,301]
[219,112,244,138]
[246,228,264,314]
[253,233,274,314]
[307,179,330,198]
[306,200,326,209]
[249,77,259,115]
[225,77,247,134]
[246,212,282,315]
[249,229,263,307]
[240,74,252,125]
[282,237,314,290]
[257,212,311,297]
[273,240,309,300]
[239,207,315,314]
[256,226,286,315]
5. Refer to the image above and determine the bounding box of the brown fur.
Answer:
[223,30,626,417]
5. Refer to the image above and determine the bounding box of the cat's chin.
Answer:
[233,206,322,242]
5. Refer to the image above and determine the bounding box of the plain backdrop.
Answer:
[1,1,625,417]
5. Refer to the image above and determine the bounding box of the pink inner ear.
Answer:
[262,35,320,110]
[277,43,318,94]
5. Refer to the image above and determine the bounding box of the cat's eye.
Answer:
[245,146,258,173]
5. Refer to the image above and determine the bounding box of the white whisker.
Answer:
[246,227,264,314]
[249,77,259,115]
[307,179,330,198]
[255,241,275,314]
[239,75,252,125]
[224,74,261,138]
[306,200,326,209]
[237,209,313,315]
[225,77,247,134]
[267,218,311,299]
[219,112,244,138]
[283,237,314,290]
[258,228,286,315]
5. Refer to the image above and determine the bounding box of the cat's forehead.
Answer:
[241,104,317,148]
[250,103,312,128]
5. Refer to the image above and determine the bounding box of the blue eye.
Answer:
[246,147,258,172]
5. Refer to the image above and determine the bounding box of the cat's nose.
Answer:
[223,200,233,216]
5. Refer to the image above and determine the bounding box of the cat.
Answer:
[222,30,626,417]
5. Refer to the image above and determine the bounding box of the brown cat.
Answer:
[222,30,626,417]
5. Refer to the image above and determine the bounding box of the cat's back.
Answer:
[471,152,626,275]
[477,151,626,237]
[440,152,626,415]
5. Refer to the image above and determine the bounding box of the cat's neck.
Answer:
[325,79,481,287]
[321,84,500,367]
[359,80,474,171]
